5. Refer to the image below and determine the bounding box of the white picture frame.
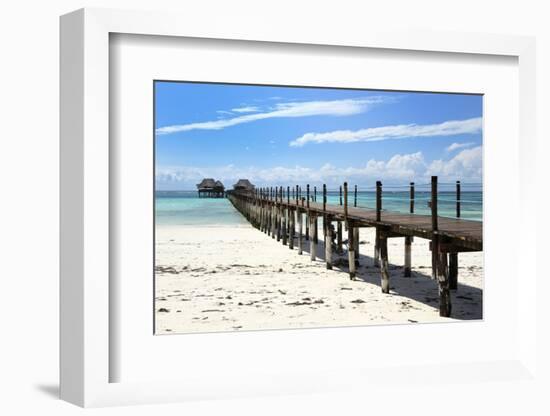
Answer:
[60,7,537,407]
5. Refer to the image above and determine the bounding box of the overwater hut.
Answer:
[232,179,255,193]
[197,178,225,198]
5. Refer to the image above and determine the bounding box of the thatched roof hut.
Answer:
[196,178,216,190]
[196,178,225,198]
[233,179,255,191]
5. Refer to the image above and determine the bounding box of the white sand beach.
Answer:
[155,222,483,334]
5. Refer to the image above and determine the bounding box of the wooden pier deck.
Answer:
[227,176,482,318]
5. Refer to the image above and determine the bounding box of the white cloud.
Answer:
[156,147,483,190]
[427,146,482,181]
[156,97,389,135]
[289,117,482,147]
[156,151,436,189]
[231,106,260,113]
[446,142,475,152]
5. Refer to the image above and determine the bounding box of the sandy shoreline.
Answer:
[155,223,483,334]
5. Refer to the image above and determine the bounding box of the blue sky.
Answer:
[155,81,482,190]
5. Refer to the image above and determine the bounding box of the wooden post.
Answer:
[289,208,294,250]
[287,186,291,239]
[431,176,438,280]
[272,187,277,239]
[456,180,461,219]
[374,181,382,267]
[298,199,304,255]
[449,180,460,289]
[374,228,380,267]
[449,252,458,290]
[337,221,343,253]
[268,187,272,236]
[354,227,360,266]
[404,236,412,277]
[322,183,327,236]
[438,248,451,316]
[314,186,317,202]
[404,181,414,277]
[376,181,382,222]
[310,214,317,261]
[432,176,451,316]
[348,224,356,280]
[325,215,333,270]
[343,182,348,224]
[354,185,357,207]
[305,184,310,241]
[410,182,415,214]
[282,187,287,245]
[380,232,390,293]
[276,187,281,242]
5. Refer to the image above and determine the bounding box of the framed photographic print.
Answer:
[153,80,483,335]
[60,8,537,407]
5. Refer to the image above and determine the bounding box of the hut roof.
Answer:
[233,179,255,189]
[214,181,225,188]
[196,178,216,189]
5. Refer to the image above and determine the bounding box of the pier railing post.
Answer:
[310,213,317,261]
[374,181,382,267]
[343,182,348,224]
[456,180,461,219]
[305,185,310,241]
[337,185,343,253]
[376,181,382,222]
[448,180,461,289]
[380,231,390,293]
[431,177,438,279]
[431,175,451,317]
[298,198,304,255]
[354,185,357,207]
[404,181,414,277]
[348,223,356,280]
[325,215,333,269]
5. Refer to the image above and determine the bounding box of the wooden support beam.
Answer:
[305,184,310,241]
[348,225,356,280]
[449,253,458,290]
[337,221,343,253]
[325,217,333,270]
[282,207,287,245]
[437,249,451,317]
[310,214,317,261]
[431,176,438,280]
[289,208,295,249]
[354,227,360,266]
[429,242,478,253]
[275,186,283,241]
[374,227,380,267]
[376,181,382,222]
[298,201,304,255]
[404,236,412,277]
[456,180,461,219]
[380,233,390,293]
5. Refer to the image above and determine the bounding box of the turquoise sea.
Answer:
[155,189,482,226]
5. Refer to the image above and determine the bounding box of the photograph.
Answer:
[154,81,483,335]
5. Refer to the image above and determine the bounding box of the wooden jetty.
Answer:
[227,176,482,317]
